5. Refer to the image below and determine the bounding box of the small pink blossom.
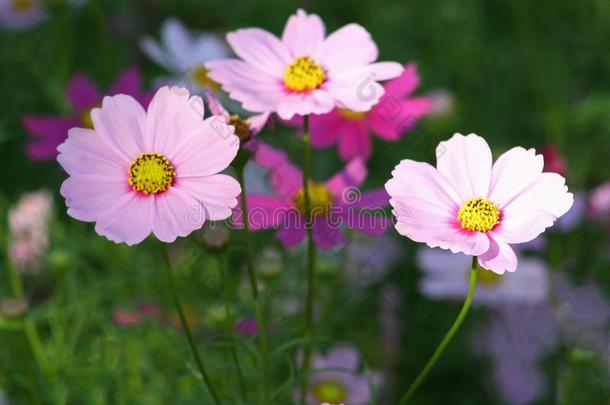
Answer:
[233,143,390,250]
[206,9,403,120]
[113,308,142,328]
[23,68,153,161]
[386,133,573,274]
[589,181,610,220]
[309,63,431,160]
[57,86,241,245]
[541,144,567,177]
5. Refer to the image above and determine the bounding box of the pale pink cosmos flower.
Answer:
[206,9,403,120]
[57,86,241,245]
[309,63,431,161]
[385,133,573,274]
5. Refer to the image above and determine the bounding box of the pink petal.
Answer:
[313,219,347,250]
[176,174,240,221]
[384,63,421,98]
[254,143,302,197]
[309,110,341,148]
[171,116,239,178]
[226,28,291,76]
[146,86,206,153]
[66,74,101,111]
[91,94,147,163]
[337,122,372,160]
[316,23,378,74]
[386,159,490,255]
[246,112,271,136]
[478,237,518,274]
[276,89,335,120]
[57,127,125,177]
[233,194,290,230]
[60,177,130,222]
[276,225,306,248]
[109,67,142,98]
[206,59,285,113]
[152,187,205,243]
[488,147,544,207]
[334,61,404,82]
[23,116,80,161]
[204,88,230,118]
[94,194,153,246]
[281,9,325,57]
[326,77,385,113]
[436,133,493,200]
[493,173,573,244]
[369,97,431,141]
[326,158,367,195]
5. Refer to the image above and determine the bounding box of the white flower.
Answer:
[139,17,229,90]
[416,247,549,305]
[0,0,46,30]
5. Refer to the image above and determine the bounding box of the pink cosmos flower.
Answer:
[23,68,153,161]
[57,86,241,245]
[206,9,403,120]
[294,345,382,405]
[204,89,269,150]
[112,308,143,328]
[309,63,431,160]
[385,133,573,274]
[234,143,390,250]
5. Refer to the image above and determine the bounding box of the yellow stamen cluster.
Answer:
[294,182,334,217]
[284,56,326,92]
[228,114,252,144]
[337,108,367,121]
[192,66,221,90]
[128,152,175,195]
[311,380,348,403]
[457,197,500,232]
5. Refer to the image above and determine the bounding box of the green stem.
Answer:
[4,245,51,379]
[161,245,222,405]
[235,165,272,405]
[299,115,317,405]
[398,256,479,404]
[216,254,247,400]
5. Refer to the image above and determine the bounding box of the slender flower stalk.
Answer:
[216,254,247,400]
[4,243,51,379]
[235,165,272,405]
[299,115,318,405]
[161,245,222,405]
[398,257,479,404]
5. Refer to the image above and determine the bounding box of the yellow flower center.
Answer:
[337,108,367,121]
[12,0,33,11]
[294,182,334,216]
[312,380,348,404]
[284,56,326,92]
[472,266,503,286]
[192,66,220,90]
[128,153,175,195]
[228,114,252,144]
[457,197,500,232]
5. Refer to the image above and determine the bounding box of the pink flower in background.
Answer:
[0,0,45,30]
[386,133,573,274]
[416,247,549,304]
[295,345,382,405]
[23,68,153,161]
[8,189,53,274]
[589,182,610,220]
[57,86,240,245]
[233,143,390,250]
[309,63,431,160]
[542,144,567,178]
[204,89,269,149]
[112,308,143,328]
[206,9,403,120]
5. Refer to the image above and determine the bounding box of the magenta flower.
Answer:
[23,68,153,161]
[309,63,431,160]
[234,143,390,250]
[57,86,241,245]
[386,133,573,274]
[206,9,403,120]
[295,345,382,405]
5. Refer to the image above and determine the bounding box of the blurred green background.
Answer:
[1,0,610,404]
